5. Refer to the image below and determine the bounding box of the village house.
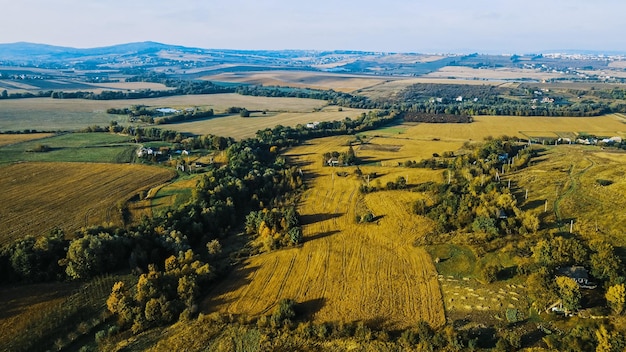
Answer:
[557,266,597,289]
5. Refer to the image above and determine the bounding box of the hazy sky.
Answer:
[1,0,624,53]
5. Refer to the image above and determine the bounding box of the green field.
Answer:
[0,133,137,164]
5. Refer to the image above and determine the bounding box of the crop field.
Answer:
[203,135,446,329]
[396,114,626,142]
[0,78,173,94]
[0,133,53,146]
[0,162,175,244]
[0,94,327,132]
[201,71,389,92]
[162,106,369,140]
[422,66,569,81]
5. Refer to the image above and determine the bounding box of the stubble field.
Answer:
[204,135,447,329]
[0,162,175,244]
[0,94,327,132]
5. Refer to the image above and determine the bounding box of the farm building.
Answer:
[556,266,597,289]
[327,157,340,166]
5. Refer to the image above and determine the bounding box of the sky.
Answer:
[1,0,625,54]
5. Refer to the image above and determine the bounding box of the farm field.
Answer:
[0,133,54,146]
[201,70,389,92]
[0,162,175,245]
[162,106,369,140]
[0,94,327,132]
[421,66,570,81]
[203,135,447,329]
[395,114,626,142]
[0,133,137,165]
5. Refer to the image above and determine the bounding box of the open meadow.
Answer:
[0,133,138,165]
[0,162,175,245]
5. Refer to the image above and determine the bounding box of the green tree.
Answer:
[65,235,104,279]
[556,276,581,312]
[606,284,626,315]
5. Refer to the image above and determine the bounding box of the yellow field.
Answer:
[397,114,626,142]
[0,162,175,245]
[0,133,54,146]
[203,135,446,329]
[0,282,79,349]
[164,106,370,140]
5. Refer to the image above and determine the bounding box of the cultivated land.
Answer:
[0,162,175,245]
[204,135,447,329]
[0,133,54,146]
[202,113,626,332]
[0,80,173,95]
[201,71,389,92]
[163,106,370,140]
[0,94,327,132]
[395,114,626,142]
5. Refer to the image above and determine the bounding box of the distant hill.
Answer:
[1,41,625,77]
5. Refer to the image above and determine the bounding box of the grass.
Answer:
[0,162,175,245]
[0,132,138,165]
[0,274,134,352]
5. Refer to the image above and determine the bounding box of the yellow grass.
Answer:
[398,114,626,142]
[164,106,369,140]
[0,282,79,348]
[510,145,626,241]
[0,162,175,245]
[201,71,387,93]
[203,136,446,329]
[0,133,54,146]
[358,136,464,168]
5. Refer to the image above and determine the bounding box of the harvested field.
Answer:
[0,94,327,132]
[163,106,369,140]
[0,133,54,146]
[201,71,387,93]
[398,114,626,142]
[422,66,568,81]
[203,136,446,329]
[0,162,175,245]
